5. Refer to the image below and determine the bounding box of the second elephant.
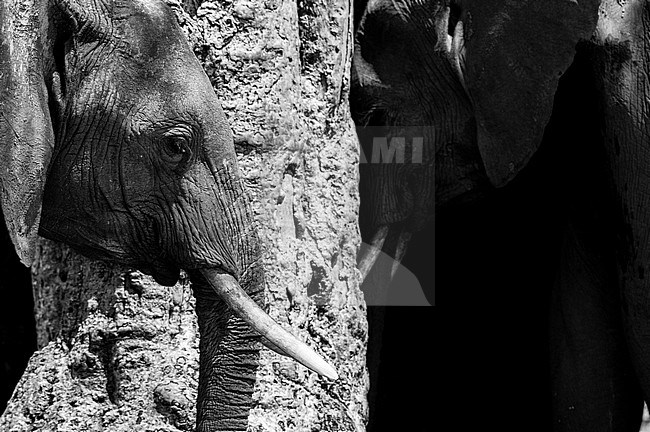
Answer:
[351,0,650,430]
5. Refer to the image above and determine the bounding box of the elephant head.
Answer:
[0,0,336,429]
[351,0,601,282]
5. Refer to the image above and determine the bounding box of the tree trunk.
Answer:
[0,0,367,431]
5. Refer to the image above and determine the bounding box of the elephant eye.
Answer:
[161,135,192,167]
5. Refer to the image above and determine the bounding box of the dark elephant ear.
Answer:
[463,0,601,187]
[0,0,54,265]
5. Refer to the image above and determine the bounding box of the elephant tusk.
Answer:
[390,229,412,280]
[199,268,339,380]
[260,336,291,357]
[357,225,390,282]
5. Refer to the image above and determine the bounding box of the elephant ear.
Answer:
[463,0,601,187]
[0,0,54,265]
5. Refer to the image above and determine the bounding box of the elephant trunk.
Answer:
[189,265,338,430]
[616,198,650,399]
[190,268,262,431]
[591,0,650,407]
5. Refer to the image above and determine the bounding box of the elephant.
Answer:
[352,0,601,279]
[0,0,337,430]
[351,0,650,430]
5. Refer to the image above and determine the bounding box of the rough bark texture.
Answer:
[1,246,200,431]
[0,0,366,431]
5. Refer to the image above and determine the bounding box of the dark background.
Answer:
[0,211,36,415]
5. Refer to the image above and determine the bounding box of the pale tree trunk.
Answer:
[0,1,367,431]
